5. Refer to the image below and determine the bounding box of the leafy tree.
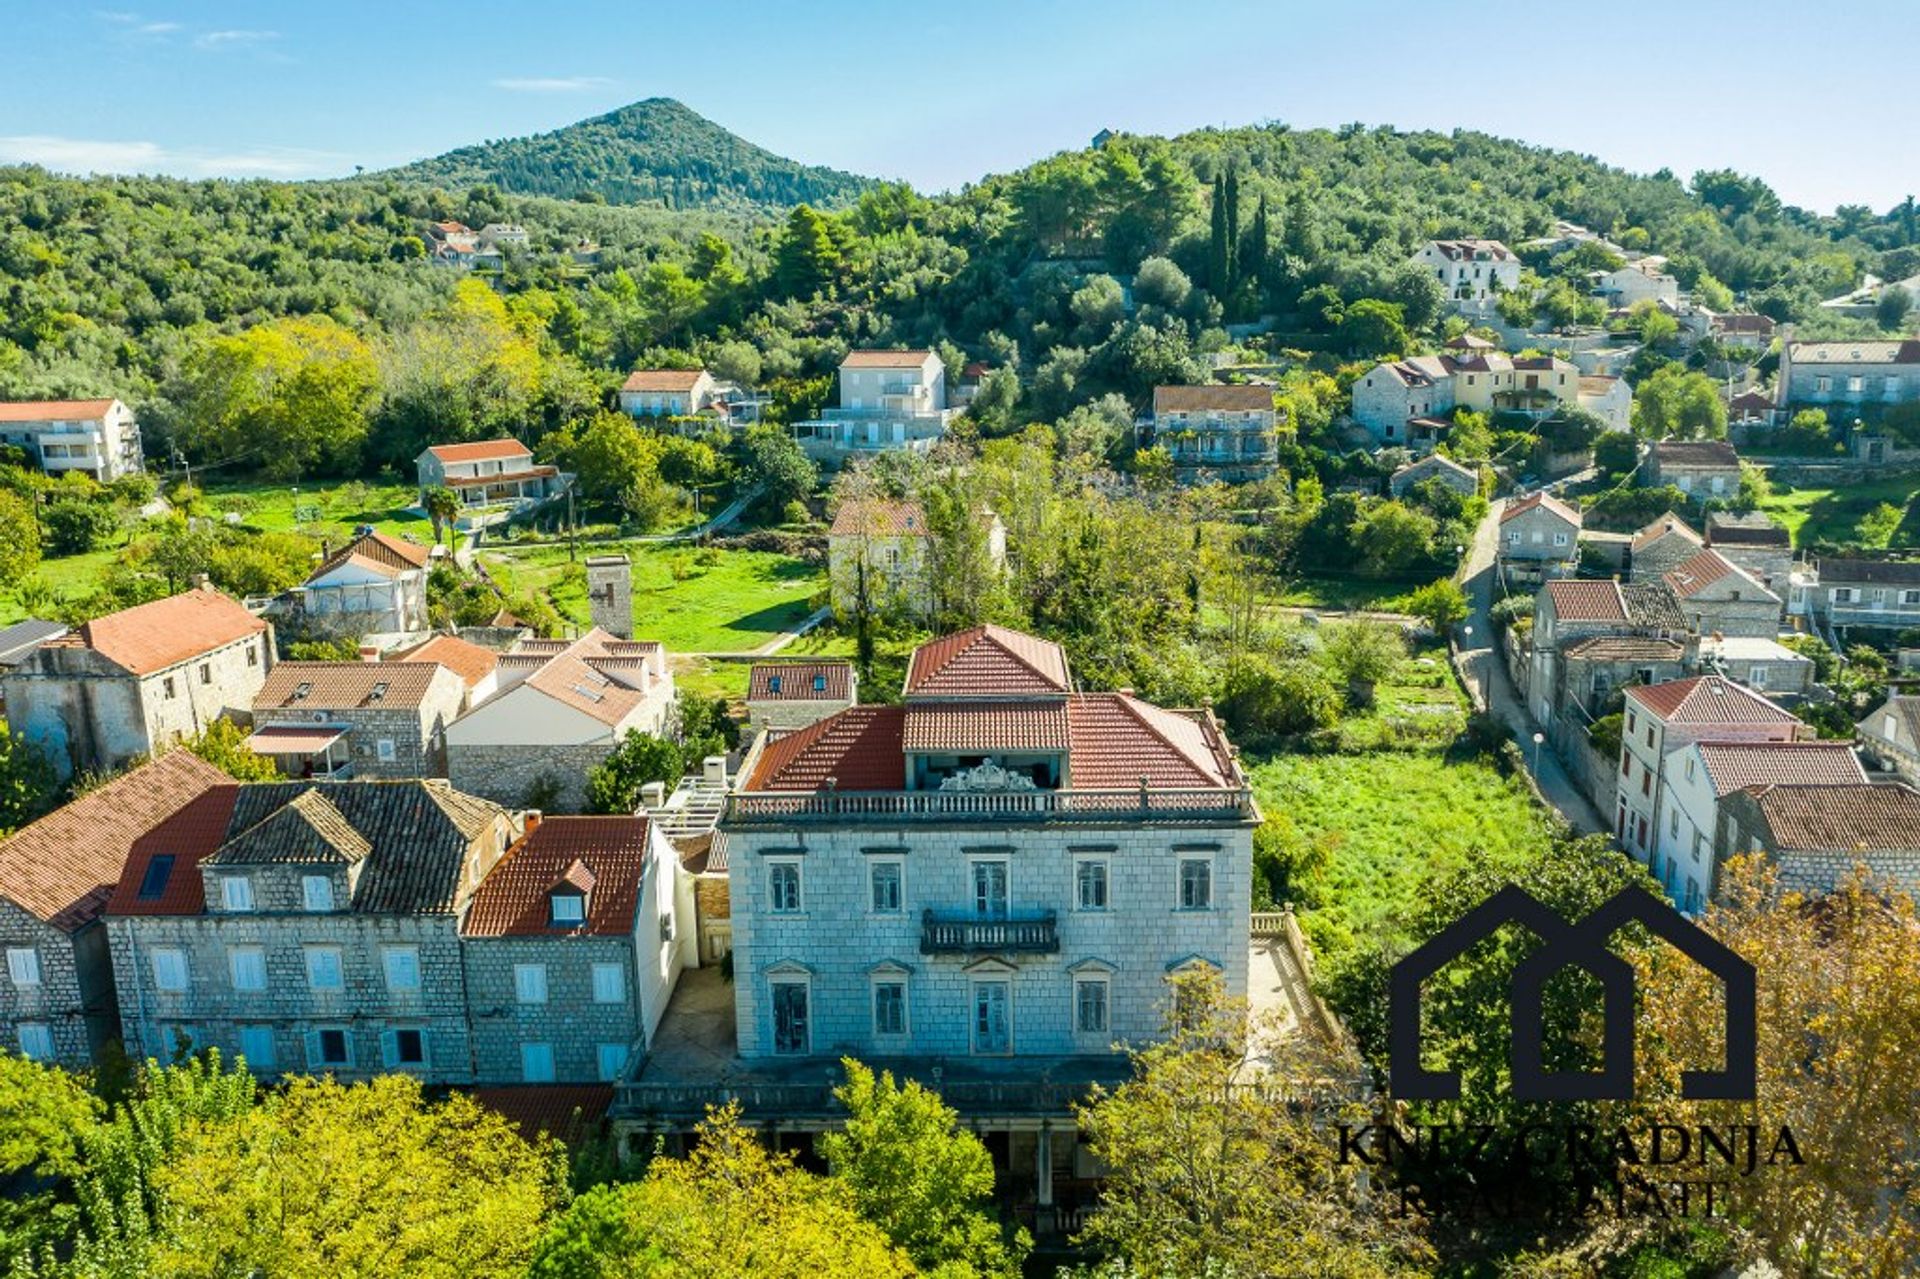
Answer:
[1131,256,1191,310]
[424,486,462,547]
[0,1054,101,1269]
[173,315,379,479]
[528,1103,912,1279]
[1403,579,1468,633]
[1875,284,1913,332]
[1215,654,1341,744]
[818,1061,1027,1277]
[0,489,42,592]
[1317,618,1404,708]
[772,204,846,300]
[1631,363,1728,439]
[1336,298,1409,359]
[1076,969,1422,1278]
[740,424,819,512]
[43,499,118,555]
[1855,501,1905,548]
[1350,500,1436,576]
[0,723,58,835]
[1593,429,1639,475]
[1069,274,1126,338]
[180,719,282,782]
[584,730,683,814]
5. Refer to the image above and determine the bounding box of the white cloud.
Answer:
[0,135,348,180]
[95,11,181,38]
[491,76,616,94]
[194,28,279,49]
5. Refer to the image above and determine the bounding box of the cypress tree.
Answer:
[1246,194,1270,296]
[1208,173,1230,294]
[1223,167,1241,292]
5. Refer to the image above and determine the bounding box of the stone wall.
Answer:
[0,902,99,1068]
[462,935,641,1083]
[448,742,614,813]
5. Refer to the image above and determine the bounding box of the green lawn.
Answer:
[1758,473,1920,547]
[480,541,824,653]
[1271,575,1427,613]
[198,479,432,541]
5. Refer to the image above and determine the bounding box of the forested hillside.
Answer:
[380,97,874,211]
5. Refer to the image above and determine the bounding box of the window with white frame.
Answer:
[520,1041,556,1083]
[304,946,344,992]
[382,946,421,992]
[591,962,626,1004]
[596,1043,628,1082]
[1834,587,1855,603]
[228,945,267,992]
[769,861,802,913]
[514,963,549,1004]
[151,948,190,993]
[1074,856,1110,911]
[1075,976,1110,1035]
[6,947,42,988]
[218,875,254,912]
[17,1024,54,1061]
[302,875,335,911]
[872,980,907,1037]
[238,1025,276,1071]
[868,859,904,913]
[1177,856,1213,910]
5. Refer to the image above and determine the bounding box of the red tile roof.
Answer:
[1562,636,1687,662]
[1663,548,1742,600]
[1501,491,1582,527]
[0,398,118,422]
[1065,694,1236,789]
[620,369,707,393]
[904,625,1071,697]
[902,701,1071,753]
[748,662,853,702]
[840,349,934,369]
[829,499,927,539]
[1695,741,1867,796]
[104,784,242,916]
[396,634,499,688]
[1152,385,1275,414]
[425,439,533,464]
[254,661,454,712]
[461,816,652,937]
[1632,514,1702,551]
[1737,782,1920,853]
[1624,676,1797,726]
[747,707,907,791]
[1651,439,1740,468]
[470,1085,614,1143]
[45,588,265,676]
[0,752,226,931]
[310,530,430,581]
[1543,579,1627,623]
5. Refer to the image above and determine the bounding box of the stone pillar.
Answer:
[1036,1125,1054,1207]
[585,555,634,639]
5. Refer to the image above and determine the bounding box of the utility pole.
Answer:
[567,482,577,563]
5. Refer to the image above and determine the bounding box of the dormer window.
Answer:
[550,891,586,926]
[768,675,783,694]
[812,674,827,692]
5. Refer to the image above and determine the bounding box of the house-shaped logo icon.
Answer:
[1388,885,1756,1102]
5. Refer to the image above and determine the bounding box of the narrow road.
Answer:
[681,606,834,660]
[1455,498,1607,835]
[634,484,762,544]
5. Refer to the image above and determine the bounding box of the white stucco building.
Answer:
[0,398,144,481]
[792,350,957,463]
[618,369,720,420]
[1411,239,1521,304]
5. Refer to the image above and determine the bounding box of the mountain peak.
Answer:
[381,98,872,214]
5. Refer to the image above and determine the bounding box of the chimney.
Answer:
[584,556,634,639]
[639,781,666,810]
[702,755,728,787]
[358,644,380,662]
[191,572,212,591]
[523,809,543,834]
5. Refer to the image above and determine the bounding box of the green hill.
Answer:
[381,97,874,212]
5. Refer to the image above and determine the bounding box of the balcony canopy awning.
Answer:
[245,725,347,756]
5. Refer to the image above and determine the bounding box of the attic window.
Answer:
[571,683,605,703]
[137,854,176,900]
[767,675,782,694]
[294,682,312,700]
[370,682,389,702]
[550,891,586,926]
[813,674,827,692]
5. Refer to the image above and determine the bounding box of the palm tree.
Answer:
[423,486,460,548]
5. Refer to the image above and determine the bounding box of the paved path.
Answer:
[681,606,834,660]
[635,484,762,544]
[1455,498,1607,835]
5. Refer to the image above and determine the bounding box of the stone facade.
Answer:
[462,933,646,1083]
[0,901,114,1068]
[447,741,615,813]
[253,663,467,781]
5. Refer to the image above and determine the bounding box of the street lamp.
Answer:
[1531,731,1545,775]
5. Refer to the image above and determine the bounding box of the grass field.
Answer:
[1758,474,1920,547]
[1272,574,1427,613]
[480,541,824,653]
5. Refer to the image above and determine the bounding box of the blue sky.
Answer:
[2,1,1910,213]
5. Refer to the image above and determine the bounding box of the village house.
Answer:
[290,529,433,636]
[1576,375,1633,431]
[0,752,225,1068]
[1627,514,1705,581]
[1662,547,1783,638]
[1651,738,1866,911]
[1778,338,1920,409]
[1727,389,1779,430]
[1856,694,1920,784]
[1498,491,1582,581]
[1615,676,1803,880]
[654,623,1253,1192]
[1695,635,1814,699]
[792,350,957,463]
[617,369,720,421]
[1527,578,1688,727]
[1716,782,1920,899]
[248,661,467,780]
[1645,439,1743,498]
[1704,511,1792,595]
[415,439,568,513]
[744,661,858,734]
[1793,557,1920,634]
[1352,351,1580,450]
[1,586,272,780]
[1142,384,1280,482]
[1556,635,1689,723]
[826,498,1007,621]
[1411,239,1521,303]
[445,629,676,812]
[460,814,692,1085]
[1591,259,1680,310]
[1388,452,1478,499]
[394,633,501,710]
[1711,313,1777,352]
[104,779,520,1082]
[0,398,144,481]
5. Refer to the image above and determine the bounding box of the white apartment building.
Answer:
[0,399,144,481]
[792,350,957,463]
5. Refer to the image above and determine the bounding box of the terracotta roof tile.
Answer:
[1663,548,1742,600]
[0,398,118,422]
[254,661,452,712]
[1695,741,1866,795]
[829,499,927,539]
[42,588,265,677]
[1151,385,1274,414]
[902,701,1070,753]
[1705,512,1789,548]
[1624,675,1798,726]
[748,662,853,702]
[1738,782,1920,853]
[310,530,431,581]
[470,1085,614,1142]
[840,349,935,369]
[903,625,1071,697]
[206,789,372,865]
[1544,579,1627,622]
[746,707,907,791]
[396,634,499,688]
[425,439,533,464]
[620,369,707,393]
[461,817,652,938]
[0,752,226,931]
[1651,439,1740,468]
[1501,491,1582,526]
[1631,514,1702,552]
[1064,694,1235,789]
[1562,636,1687,662]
